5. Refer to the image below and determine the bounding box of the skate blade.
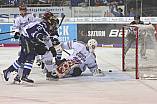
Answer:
[46,77,59,81]
[21,81,34,86]
[12,80,21,85]
[0,72,5,82]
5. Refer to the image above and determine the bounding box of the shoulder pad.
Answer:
[15,15,20,19]
[77,41,86,45]
[130,21,135,25]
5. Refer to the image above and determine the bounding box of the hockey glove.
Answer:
[92,69,105,77]
[52,38,60,46]
[14,32,20,39]
[37,34,49,41]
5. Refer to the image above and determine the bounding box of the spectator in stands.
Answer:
[110,5,123,17]
[28,0,36,7]
[107,0,124,5]
[129,8,136,17]
[19,0,28,5]
[94,0,108,6]
[0,0,3,5]
[47,0,51,4]
[39,0,47,4]
[7,0,18,7]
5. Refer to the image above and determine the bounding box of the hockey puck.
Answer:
[109,70,112,72]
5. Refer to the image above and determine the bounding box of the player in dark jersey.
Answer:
[3,16,58,83]
[124,15,147,59]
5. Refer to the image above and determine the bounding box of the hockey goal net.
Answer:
[122,24,157,79]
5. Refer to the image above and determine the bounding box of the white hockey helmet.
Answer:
[87,39,98,53]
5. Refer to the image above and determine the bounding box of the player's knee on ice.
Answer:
[71,68,82,77]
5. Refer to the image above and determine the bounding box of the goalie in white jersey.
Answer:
[53,39,104,78]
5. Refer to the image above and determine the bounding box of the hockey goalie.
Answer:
[51,39,105,78]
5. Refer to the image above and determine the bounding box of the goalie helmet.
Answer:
[87,39,98,53]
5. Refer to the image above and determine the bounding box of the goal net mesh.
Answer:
[122,24,157,79]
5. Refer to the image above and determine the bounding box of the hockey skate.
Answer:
[46,72,59,81]
[21,75,34,86]
[12,75,21,84]
[141,56,147,59]
[3,69,10,81]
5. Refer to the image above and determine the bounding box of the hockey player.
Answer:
[37,11,62,71]
[42,11,62,60]
[52,39,104,78]
[14,5,38,39]
[124,15,147,59]
[3,15,57,83]
[2,5,38,83]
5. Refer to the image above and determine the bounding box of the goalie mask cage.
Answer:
[122,24,157,79]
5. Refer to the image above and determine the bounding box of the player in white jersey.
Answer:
[53,39,104,78]
[14,5,38,39]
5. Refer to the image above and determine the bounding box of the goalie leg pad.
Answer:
[55,60,79,78]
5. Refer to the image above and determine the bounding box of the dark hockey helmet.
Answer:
[47,16,59,25]
[42,11,54,20]
[134,15,140,20]
[19,5,27,11]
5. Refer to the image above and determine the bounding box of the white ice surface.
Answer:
[0,47,157,104]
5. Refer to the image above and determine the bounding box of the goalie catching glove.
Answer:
[92,68,105,77]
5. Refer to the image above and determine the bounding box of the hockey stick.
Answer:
[36,49,70,64]
[63,50,70,55]
[0,31,15,35]
[0,37,14,41]
[58,15,65,28]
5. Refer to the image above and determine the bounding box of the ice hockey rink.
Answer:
[0,47,157,104]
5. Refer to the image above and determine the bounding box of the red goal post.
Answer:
[122,25,139,79]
